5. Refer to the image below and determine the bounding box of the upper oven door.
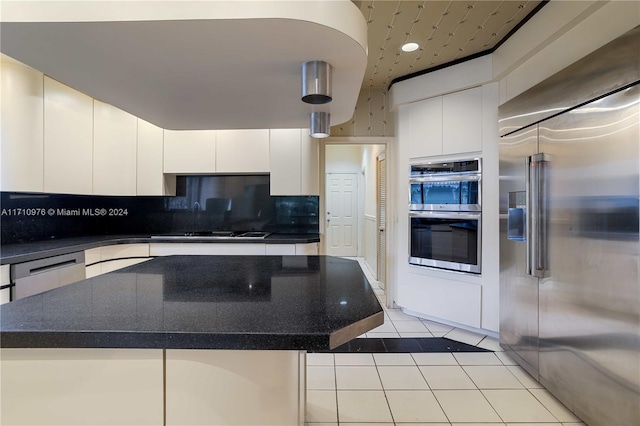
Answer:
[409,174,481,211]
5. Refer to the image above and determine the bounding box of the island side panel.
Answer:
[0,348,163,425]
[166,349,306,426]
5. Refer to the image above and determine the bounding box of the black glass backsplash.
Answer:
[0,175,319,244]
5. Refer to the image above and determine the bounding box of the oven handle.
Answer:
[410,175,481,183]
[409,211,481,220]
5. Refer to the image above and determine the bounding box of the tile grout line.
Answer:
[526,387,566,423]
[412,355,455,426]
[477,386,508,424]
[373,354,397,425]
[332,353,340,425]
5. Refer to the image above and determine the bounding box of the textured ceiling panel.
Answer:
[358,0,544,88]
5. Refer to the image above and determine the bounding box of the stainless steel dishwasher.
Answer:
[11,252,86,300]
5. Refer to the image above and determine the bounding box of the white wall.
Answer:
[325,145,362,173]
[387,1,639,334]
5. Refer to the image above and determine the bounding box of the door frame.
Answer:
[319,136,394,307]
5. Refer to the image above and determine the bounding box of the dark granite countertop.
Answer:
[0,255,383,350]
[0,233,321,265]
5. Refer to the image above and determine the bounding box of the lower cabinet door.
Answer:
[0,348,163,425]
[0,286,11,304]
[296,243,318,255]
[1,264,10,304]
[166,350,305,426]
[150,243,267,256]
[265,244,296,255]
[85,264,102,279]
[100,258,150,274]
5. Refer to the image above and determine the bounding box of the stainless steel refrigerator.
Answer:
[499,27,639,426]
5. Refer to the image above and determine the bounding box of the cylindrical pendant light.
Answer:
[310,112,330,138]
[302,61,333,104]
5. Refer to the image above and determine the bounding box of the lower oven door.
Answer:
[409,211,481,274]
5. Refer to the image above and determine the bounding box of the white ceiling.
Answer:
[0,1,368,130]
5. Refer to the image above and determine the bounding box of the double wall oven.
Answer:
[409,159,482,274]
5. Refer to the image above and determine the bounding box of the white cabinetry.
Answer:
[137,119,175,196]
[0,56,44,192]
[43,76,94,194]
[266,243,318,256]
[166,350,302,426]
[407,97,443,159]
[270,129,319,195]
[150,242,317,257]
[1,264,10,304]
[1,348,163,425]
[150,243,266,256]
[93,101,138,195]
[300,132,320,195]
[163,130,216,173]
[442,86,483,154]
[216,129,270,173]
[406,87,483,158]
[295,243,318,255]
[265,244,296,255]
[85,244,150,278]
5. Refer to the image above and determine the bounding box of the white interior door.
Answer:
[326,173,358,257]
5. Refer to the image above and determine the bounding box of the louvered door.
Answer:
[377,153,386,289]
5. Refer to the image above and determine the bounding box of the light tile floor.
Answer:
[305,258,585,425]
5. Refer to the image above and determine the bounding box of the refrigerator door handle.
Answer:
[525,156,533,275]
[527,153,548,278]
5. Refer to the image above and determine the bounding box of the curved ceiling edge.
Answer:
[0,1,368,130]
[1,0,368,53]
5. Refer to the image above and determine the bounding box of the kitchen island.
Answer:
[0,255,383,425]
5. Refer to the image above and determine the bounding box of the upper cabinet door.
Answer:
[407,96,443,159]
[163,130,216,173]
[300,131,319,196]
[137,119,175,196]
[1,56,44,192]
[442,87,483,155]
[270,129,302,195]
[93,100,138,195]
[44,77,94,194]
[270,129,319,196]
[216,129,270,173]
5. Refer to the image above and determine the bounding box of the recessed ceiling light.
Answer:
[401,42,419,52]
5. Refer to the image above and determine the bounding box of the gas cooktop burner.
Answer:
[183,231,236,237]
[151,231,272,240]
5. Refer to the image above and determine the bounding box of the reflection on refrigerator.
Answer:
[499,26,639,426]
